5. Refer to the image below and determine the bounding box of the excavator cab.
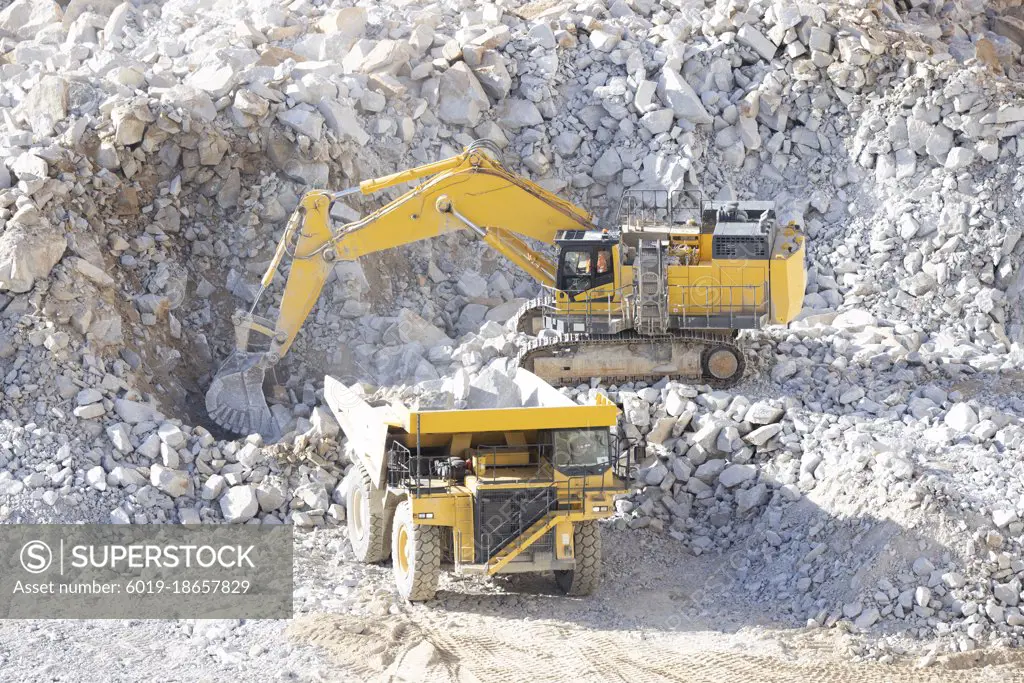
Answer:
[555,230,617,296]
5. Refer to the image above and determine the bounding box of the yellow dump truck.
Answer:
[326,369,634,600]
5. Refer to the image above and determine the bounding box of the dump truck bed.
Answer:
[390,397,618,434]
[327,368,617,434]
[324,368,618,488]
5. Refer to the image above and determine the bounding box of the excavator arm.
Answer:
[207,142,599,436]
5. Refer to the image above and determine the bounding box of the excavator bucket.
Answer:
[205,352,279,438]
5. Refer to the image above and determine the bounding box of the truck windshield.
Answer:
[550,428,611,474]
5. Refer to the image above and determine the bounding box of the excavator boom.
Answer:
[207,142,600,436]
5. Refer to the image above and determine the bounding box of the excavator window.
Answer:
[563,250,591,276]
[559,249,592,293]
[558,246,614,294]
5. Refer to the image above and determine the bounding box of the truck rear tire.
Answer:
[346,463,390,563]
[392,500,441,601]
[554,521,601,596]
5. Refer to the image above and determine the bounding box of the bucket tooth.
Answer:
[205,353,279,438]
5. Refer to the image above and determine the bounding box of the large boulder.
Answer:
[150,464,190,498]
[465,367,522,410]
[591,148,623,183]
[900,272,937,297]
[736,482,768,513]
[114,398,161,424]
[472,50,512,100]
[647,416,676,445]
[220,485,259,523]
[496,99,542,129]
[693,419,725,452]
[343,39,410,74]
[160,85,217,123]
[318,99,370,145]
[484,299,526,324]
[111,105,146,145]
[318,7,367,51]
[0,0,63,40]
[0,225,67,293]
[437,62,490,126]
[659,69,712,125]
[745,401,784,425]
[15,75,68,136]
[456,271,488,298]
[944,403,979,432]
[719,464,756,488]
[187,63,238,99]
[277,106,325,142]
[743,423,782,446]
[456,303,489,334]
[10,153,48,180]
[395,308,451,347]
[256,481,287,512]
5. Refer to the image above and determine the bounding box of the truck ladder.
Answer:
[635,239,668,334]
[486,512,559,575]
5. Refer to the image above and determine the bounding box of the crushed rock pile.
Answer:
[1,0,1024,662]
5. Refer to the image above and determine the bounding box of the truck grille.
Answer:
[474,487,557,563]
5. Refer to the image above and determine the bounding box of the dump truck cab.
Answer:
[325,370,633,600]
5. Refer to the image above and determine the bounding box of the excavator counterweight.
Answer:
[206,141,806,437]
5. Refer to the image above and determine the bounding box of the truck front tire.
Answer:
[392,500,441,601]
[346,463,390,563]
[554,521,601,596]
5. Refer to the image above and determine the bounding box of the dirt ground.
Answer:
[285,527,1024,683]
[289,610,1024,683]
[1,525,1022,682]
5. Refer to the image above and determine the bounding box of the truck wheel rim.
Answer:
[351,489,365,538]
[397,526,410,575]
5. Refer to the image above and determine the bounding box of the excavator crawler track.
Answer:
[507,296,548,336]
[511,305,746,389]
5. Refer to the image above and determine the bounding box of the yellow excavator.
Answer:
[206,140,806,436]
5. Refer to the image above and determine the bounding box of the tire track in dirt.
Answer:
[290,609,1024,682]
